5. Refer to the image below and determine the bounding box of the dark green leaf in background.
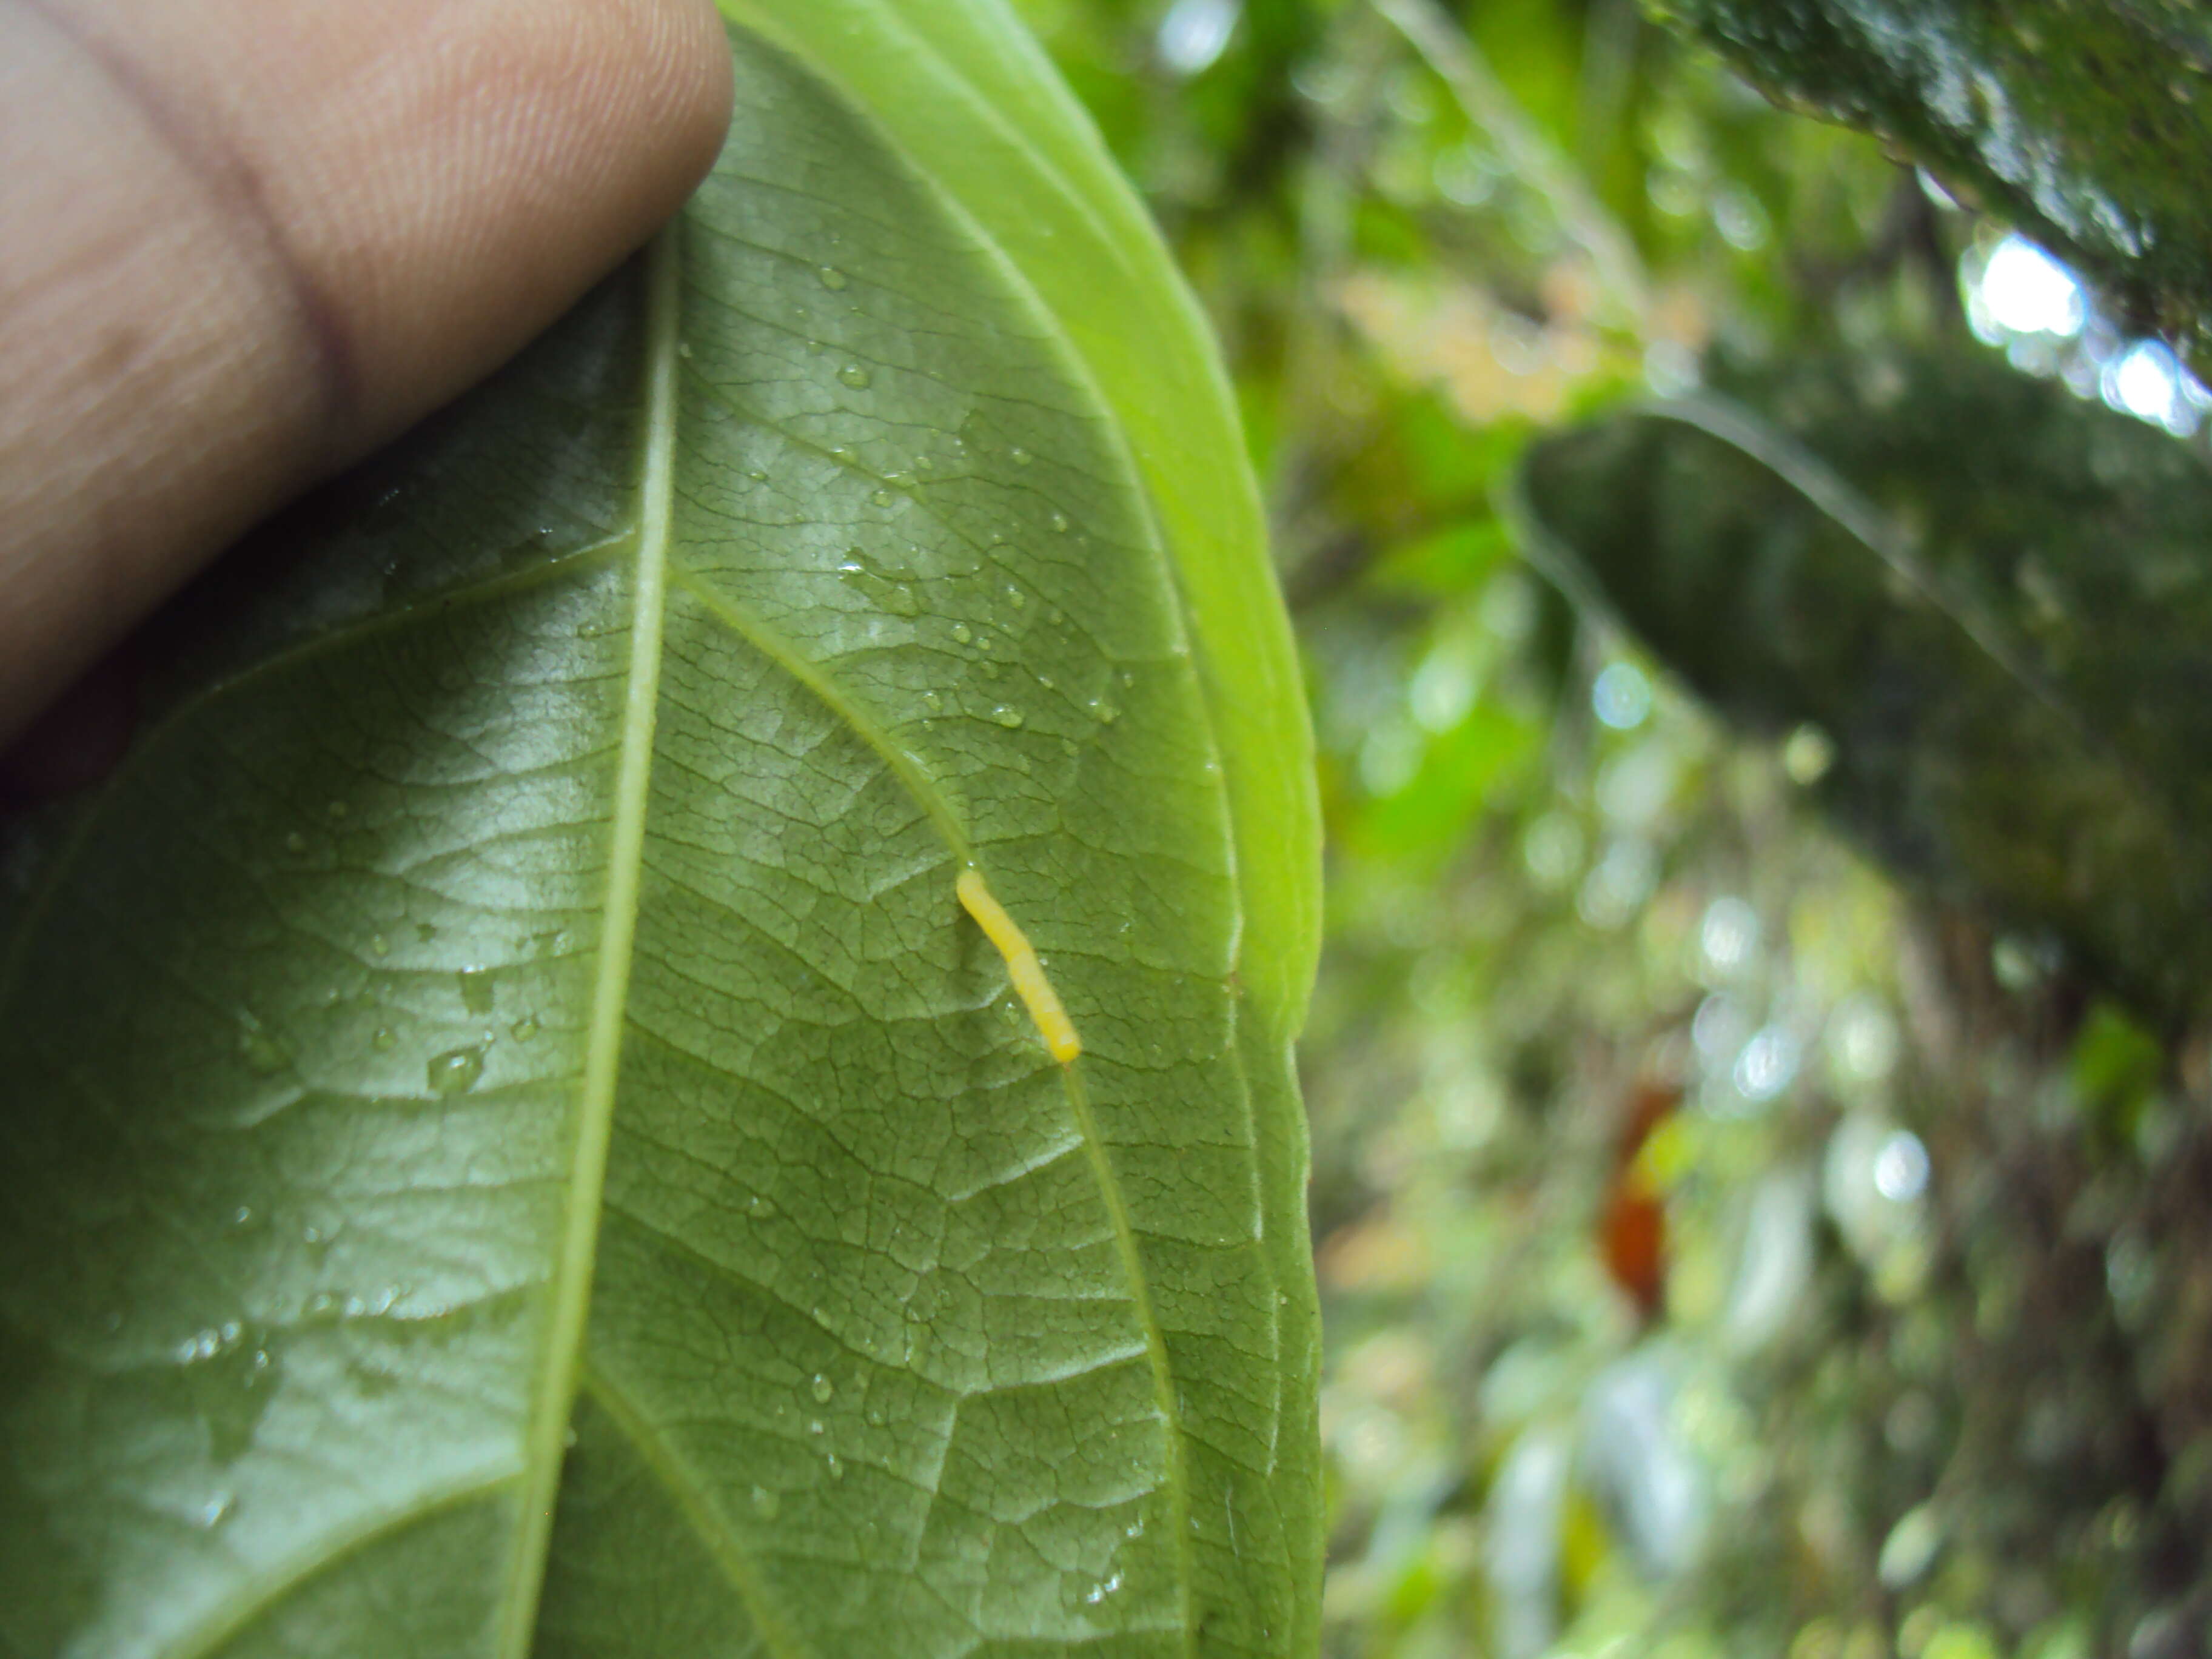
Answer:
[0,7,1321,1655]
[1659,0,2212,369]
[1519,341,2212,1022]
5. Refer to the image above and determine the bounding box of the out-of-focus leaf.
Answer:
[0,10,1320,1656]
[1518,342,2212,1019]
[1657,0,2212,365]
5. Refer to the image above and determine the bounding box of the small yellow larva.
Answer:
[956,868,1081,1064]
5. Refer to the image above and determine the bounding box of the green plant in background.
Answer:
[1017,0,2212,1655]
[0,6,1320,1655]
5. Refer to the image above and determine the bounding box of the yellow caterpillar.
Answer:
[956,868,1081,1064]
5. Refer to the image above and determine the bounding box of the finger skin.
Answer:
[0,0,732,746]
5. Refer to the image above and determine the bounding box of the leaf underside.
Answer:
[1662,0,2212,372]
[0,13,1319,1658]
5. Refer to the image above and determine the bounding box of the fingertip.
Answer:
[0,0,735,745]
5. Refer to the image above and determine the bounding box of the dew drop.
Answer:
[990,705,1025,728]
[826,1452,845,1480]
[885,584,918,617]
[870,488,896,509]
[192,1492,235,1530]
[1087,698,1120,725]
[806,339,827,357]
[237,1024,289,1078]
[370,1026,397,1053]
[510,1014,539,1043]
[457,968,494,1015]
[750,1484,780,1519]
[426,1045,486,1097]
[807,1418,825,1436]
[1049,511,1070,533]
[1004,584,1027,609]
[817,265,848,289]
[921,691,943,714]
[1010,446,1033,466]
[675,340,693,360]
[229,1205,258,1232]
[811,1373,834,1403]
[369,933,390,959]
[838,364,872,389]
[951,623,973,645]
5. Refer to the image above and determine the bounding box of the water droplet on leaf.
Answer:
[426,1045,486,1096]
[457,968,494,1015]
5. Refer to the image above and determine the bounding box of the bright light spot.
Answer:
[1872,1130,1929,1202]
[1577,838,1658,928]
[1832,994,1900,1082]
[1592,662,1652,730]
[1156,0,1239,76]
[1434,144,1500,208]
[1978,235,2085,337]
[2102,340,2201,435]
[1693,992,1748,1061]
[1522,813,1584,891]
[1358,720,1421,795]
[1700,896,1761,975]
[1734,1026,1800,1101]
[1782,723,1835,786]
[1411,645,1477,732]
[1713,186,1770,252]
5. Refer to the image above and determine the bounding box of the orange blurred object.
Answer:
[1601,1081,1680,1321]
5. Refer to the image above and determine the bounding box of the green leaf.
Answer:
[1656,0,2212,369]
[0,12,1321,1657]
[1516,340,2212,1021]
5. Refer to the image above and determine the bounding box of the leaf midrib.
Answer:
[491,226,683,1659]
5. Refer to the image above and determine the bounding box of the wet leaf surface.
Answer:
[0,10,1320,1655]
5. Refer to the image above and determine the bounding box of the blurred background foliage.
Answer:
[1010,0,2212,1654]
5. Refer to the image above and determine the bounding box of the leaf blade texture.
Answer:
[0,11,1322,1657]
